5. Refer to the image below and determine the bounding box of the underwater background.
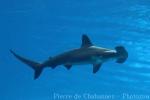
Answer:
[1,0,150,100]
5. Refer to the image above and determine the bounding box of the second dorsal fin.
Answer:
[81,34,93,48]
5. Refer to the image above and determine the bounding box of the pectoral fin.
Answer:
[93,63,102,73]
[64,64,72,70]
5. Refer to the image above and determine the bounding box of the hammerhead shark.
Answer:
[10,34,128,79]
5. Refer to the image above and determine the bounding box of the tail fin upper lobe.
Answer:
[10,50,44,79]
[115,46,128,63]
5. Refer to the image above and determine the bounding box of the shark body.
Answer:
[10,34,128,79]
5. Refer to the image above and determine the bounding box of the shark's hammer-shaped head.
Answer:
[115,46,128,63]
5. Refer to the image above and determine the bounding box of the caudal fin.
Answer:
[115,46,128,63]
[10,50,44,80]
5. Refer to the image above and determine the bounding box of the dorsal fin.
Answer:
[81,34,93,48]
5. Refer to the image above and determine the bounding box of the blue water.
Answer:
[1,0,150,100]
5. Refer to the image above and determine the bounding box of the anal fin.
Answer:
[64,64,72,70]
